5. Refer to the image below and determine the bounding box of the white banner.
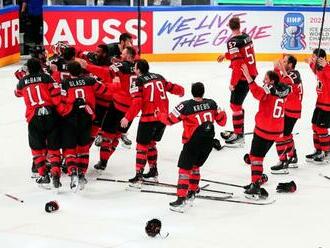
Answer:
[153,10,330,54]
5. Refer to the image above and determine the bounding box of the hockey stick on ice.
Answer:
[141,189,275,205]
[201,178,245,188]
[4,193,24,203]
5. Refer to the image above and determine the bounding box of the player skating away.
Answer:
[156,82,227,213]
[241,64,291,200]
[120,59,184,184]
[271,55,303,173]
[60,61,115,191]
[217,17,258,147]
[15,58,62,188]
[83,47,137,171]
[305,49,330,164]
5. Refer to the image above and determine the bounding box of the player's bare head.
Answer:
[122,46,136,61]
[27,58,42,74]
[313,48,327,58]
[283,54,297,70]
[67,61,82,77]
[120,33,133,48]
[229,17,240,31]
[264,71,279,85]
[96,44,109,58]
[135,59,149,75]
[191,82,205,98]
[63,47,76,61]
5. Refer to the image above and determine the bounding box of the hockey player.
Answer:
[120,59,184,183]
[156,82,227,212]
[60,61,114,190]
[241,64,291,199]
[107,32,139,148]
[271,54,303,174]
[15,58,62,188]
[217,16,258,146]
[77,44,111,66]
[305,49,330,164]
[87,47,137,171]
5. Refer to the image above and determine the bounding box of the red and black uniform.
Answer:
[248,81,290,183]
[60,76,112,175]
[84,63,118,144]
[96,61,136,163]
[15,73,62,177]
[77,50,111,66]
[158,98,226,197]
[310,62,330,152]
[48,57,72,82]
[274,68,303,161]
[225,33,258,135]
[125,72,184,173]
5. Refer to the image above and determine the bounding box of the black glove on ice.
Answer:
[276,181,297,193]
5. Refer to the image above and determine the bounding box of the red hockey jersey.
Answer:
[249,82,286,140]
[158,98,227,143]
[125,73,184,122]
[15,73,62,122]
[310,63,330,111]
[275,68,303,119]
[60,76,113,117]
[225,33,258,86]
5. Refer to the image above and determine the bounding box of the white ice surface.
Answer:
[0,61,330,248]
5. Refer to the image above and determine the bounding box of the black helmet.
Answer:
[145,218,162,237]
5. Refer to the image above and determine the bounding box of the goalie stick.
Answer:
[141,189,276,205]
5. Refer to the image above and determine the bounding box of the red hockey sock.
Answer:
[77,144,90,174]
[136,143,148,172]
[231,103,244,135]
[100,132,117,161]
[189,166,200,192]
[32,149,46,176]
[312,124,321,150]
[177,168,191,198]
[63,148,77,175]
[147,141,158,168]
[90,125,100,145]
[250,155,264,184]
[47,150,61,176]
[275,135,293,161]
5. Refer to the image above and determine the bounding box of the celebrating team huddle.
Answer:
[15,17,330,212]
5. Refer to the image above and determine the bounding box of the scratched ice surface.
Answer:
[0,62,329,248]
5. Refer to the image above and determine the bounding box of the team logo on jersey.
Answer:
[281,13,306,50]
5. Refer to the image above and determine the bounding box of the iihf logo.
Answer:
[281,13,306,50]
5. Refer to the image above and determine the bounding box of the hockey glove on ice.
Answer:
[276,181,297,193]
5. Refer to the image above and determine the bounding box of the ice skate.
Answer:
[169,197,186,213]
[128,170,144,188]
[305,150,321,162]
[36,174,51,190]
[121,134,132,149]
[287,150,299,168]
[94,160,107,171]
[142,167,159,182]
[244,183,268,200]
[313,151,327,165]
[225,133,244,147]
[271,160,289,174]
[78,173,88,190]
[186,190,196,207]
[70,168,79,193]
